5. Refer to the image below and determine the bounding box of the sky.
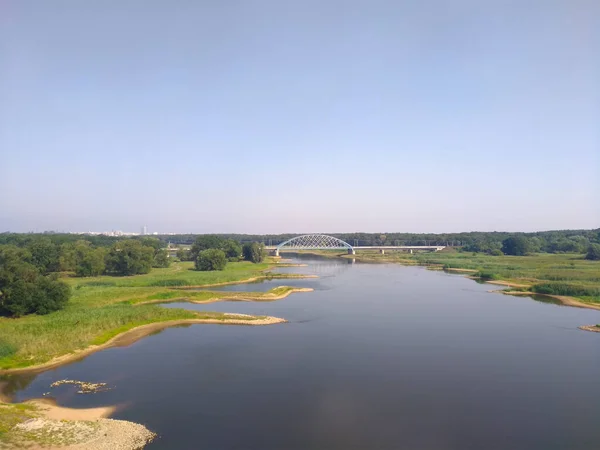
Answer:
[1,0,598,234]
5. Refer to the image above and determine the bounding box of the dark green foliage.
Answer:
[243,242,265,263]
[27,237,61,273]
[222,239,242,259]
[532,282,600,297]
[153,249,171,268]
[105,240,154,276]
[176,248,193,261]
[0,246,71,317]
[190,235,225,261]
[501,236,532,256]
[195,249,227,271]
[477,270,500,280]
[490,249,503,256]
[586,244,600,261]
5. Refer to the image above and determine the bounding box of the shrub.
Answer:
[105,240,154,276]
[242,242,265,263]
[490,249,503,256]
[532,282,600,297]
[501,236,532,256]
[153,249,171,268]
[477,270,500,280]
[195,249,227,271]
[585,243,600,261]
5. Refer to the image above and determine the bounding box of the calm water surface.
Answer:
[4,255,600,450]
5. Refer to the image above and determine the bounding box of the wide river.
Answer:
[3,255,600,449]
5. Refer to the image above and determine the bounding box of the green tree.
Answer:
[501,236,532,256]
[176,248,192,261]
[59,242,77,272]
[105,240,154,276]
[75,247,107,277]
[190,235,224,261]
[153,249,171,268]
[27,237,60,273]
[222,239,242,260]
[243,242,264,263]
[0,245,71,317]
[585,243,600,261]
[195,249,227,271]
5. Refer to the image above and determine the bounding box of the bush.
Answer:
[532,282,600,297]
[477,270,500,280]
[0,245,72,317]
[153,249,171,268]
[501,236,532,256]
[242,242,265,263]
[195,249,227,271]
[585,243,600,261]
[490,249,503,256]
[105,240,154,276]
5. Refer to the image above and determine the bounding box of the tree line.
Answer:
[155,229,600,258]
[0,234,267,317]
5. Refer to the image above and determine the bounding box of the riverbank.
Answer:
[0,259,312,371]
[0,399,155,449]
[0,315,287,376]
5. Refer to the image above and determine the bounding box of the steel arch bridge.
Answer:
[274,234,355,256]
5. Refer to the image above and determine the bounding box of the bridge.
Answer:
[267,234,445,256]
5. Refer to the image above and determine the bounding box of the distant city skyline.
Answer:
[1,1,598,233]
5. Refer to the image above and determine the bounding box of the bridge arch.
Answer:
[274,234,355,256]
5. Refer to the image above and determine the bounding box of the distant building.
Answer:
[141,225,148,235]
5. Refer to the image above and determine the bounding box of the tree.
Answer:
[243,242,264,263]
[0,245,71,317]
[75,247,107,277]
[501,236,532,256]
[586,243,600,261]
[176,248,192,261]
[27,237,60,273]
[190,235,224,261]
[105,240,154,276]
[222,239,242,260]
[195,249,227,271]
[153,249,171,268]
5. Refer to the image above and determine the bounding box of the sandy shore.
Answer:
[501,290,600,311]
[0,315,286,376]
[579,325,600,333]
[174,273,318,290]
[1,399,155,450]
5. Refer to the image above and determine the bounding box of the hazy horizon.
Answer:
[2,1,598,234]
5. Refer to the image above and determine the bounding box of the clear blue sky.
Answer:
[1,0,598,234]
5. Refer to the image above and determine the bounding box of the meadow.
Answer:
[0,260,299,371]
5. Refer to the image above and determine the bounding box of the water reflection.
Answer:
[3,257,600,450]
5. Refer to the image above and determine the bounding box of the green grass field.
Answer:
[0,260,298,370]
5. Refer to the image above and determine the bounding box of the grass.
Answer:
[299,249,600,304]
[0,402,37,445]
[0,259,297,370]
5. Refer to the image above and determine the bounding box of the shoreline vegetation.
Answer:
[288,249,600,316]
[0,258,312,373]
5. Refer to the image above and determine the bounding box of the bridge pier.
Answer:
[379,249,385,255]
[348,248,355,255]
[272,249,279,257]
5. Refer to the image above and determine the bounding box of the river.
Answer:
[3,255,600,449]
